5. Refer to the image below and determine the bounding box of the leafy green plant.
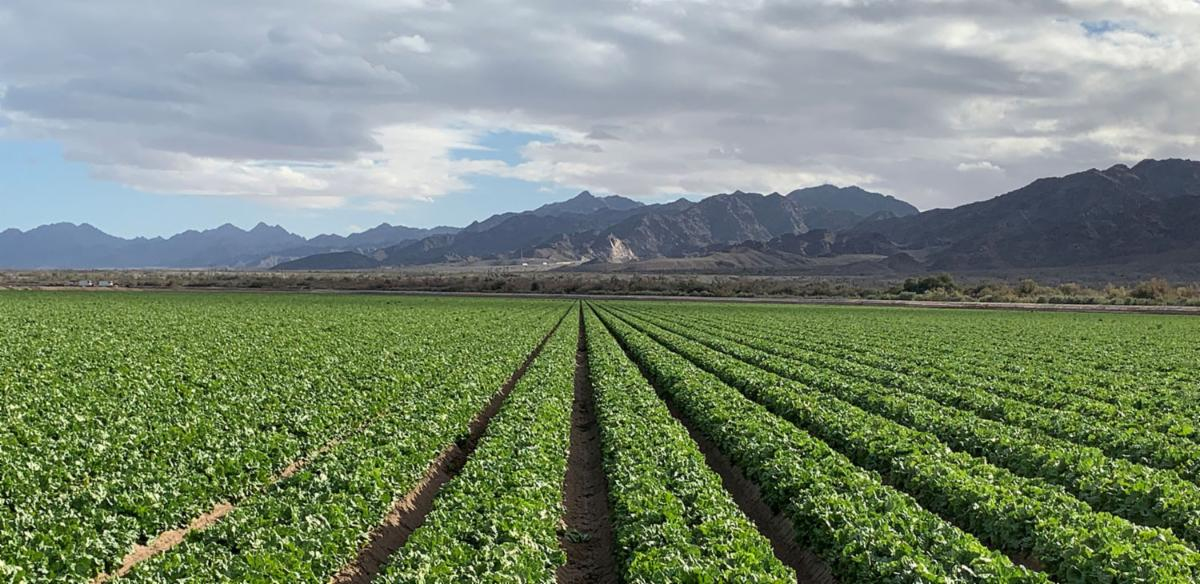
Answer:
[0,292,566,582]
[381,306,579,582]
[620,305,1200,548]
[601,305,1200,582]
[594,308,1043,583]
[583,308,793,582]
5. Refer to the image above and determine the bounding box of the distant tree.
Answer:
[1058,282,1082,296]
[1131,277,1171,300]
[902,273,957,294]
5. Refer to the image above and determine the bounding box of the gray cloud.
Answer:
[1,0,1198,211]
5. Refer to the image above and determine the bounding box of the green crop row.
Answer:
[378,306,579,582]
[616,306,1200,548]
[630,303,1200,480]
[600,305,1200,583]
[593,307,1043,583]
[677,307,1200,443]
[0,292,564,583]
[811,308,1200,412]
[581,308,794,582]
[119,304,569,583]
[682,304,1200,425]
[8,290,1199,583]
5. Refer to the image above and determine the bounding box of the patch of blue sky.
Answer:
[1,130,581,237]
[0,139,386,237]
[1081,19,1157,38]
[450,129,554,166]
[413,174,577,227]
[0,140,250,237]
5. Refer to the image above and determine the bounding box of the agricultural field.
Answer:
[2,291,1200,583]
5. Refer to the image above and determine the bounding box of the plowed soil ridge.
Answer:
[329,308,571,584]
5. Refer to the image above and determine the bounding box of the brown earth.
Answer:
[92,502,234,584]
[91,407,388,583]
[556,308,618,584]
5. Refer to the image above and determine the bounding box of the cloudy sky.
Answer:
[2,0,1198,237]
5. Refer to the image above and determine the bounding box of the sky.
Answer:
[1,0,1198,238]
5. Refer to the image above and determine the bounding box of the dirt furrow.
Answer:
[92,502,234,584]
[92,409,386,584]
[556,307,618,584]
[330,308,570,584]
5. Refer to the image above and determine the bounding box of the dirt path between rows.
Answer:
[556,308,618,584]
[592,305,834,584]
[330,308,570,584]
[91,410,386,584]
[92,502,235,584]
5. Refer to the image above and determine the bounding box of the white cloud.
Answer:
[608,14,685,44]
[0,0,1198,213]
[67,123,496,210]
[480,115,879,197]
[956,161,1004,173]
[379,34,432,54]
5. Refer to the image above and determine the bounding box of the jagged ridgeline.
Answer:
[8,159,1200,274]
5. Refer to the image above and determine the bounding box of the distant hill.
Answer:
[458,191,644,234]
[786,185,918,217]
[273,251,380,271]
[0,223,133,269]
[583,185,914,260]
[0,222,457,269]
[530,191,644,216]
[2,183,917,270]
[307,223,458,250]
[690,159,1200,277]
[302,186,913,269]
[846,159,1200,270]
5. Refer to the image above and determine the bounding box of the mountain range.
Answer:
[0,222,457,269]
[274,186,918,270]
[713,158,1200,274]
[849,159,1200,270]
[5,159,1200,276]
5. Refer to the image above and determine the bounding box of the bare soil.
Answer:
[556,309,618,584]
[92,502,235,583]
[91,408,384,583]
[329,308,570,584]
[1009,551,1047,573]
